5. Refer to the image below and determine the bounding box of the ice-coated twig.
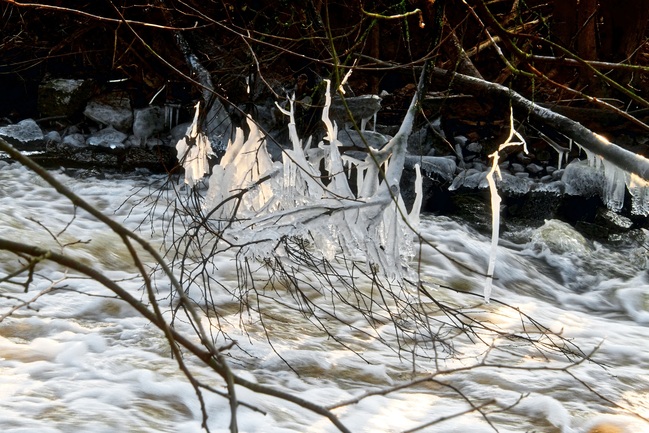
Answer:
[484,108,527,303]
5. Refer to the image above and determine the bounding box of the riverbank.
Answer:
[1,77,647,248]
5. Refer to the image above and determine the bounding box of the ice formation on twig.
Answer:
[177,80,423,279]
[484,108,527,303]
[176,102,215,186]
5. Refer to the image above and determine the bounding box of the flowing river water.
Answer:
[0,160,648,433]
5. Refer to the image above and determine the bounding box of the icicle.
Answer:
[407,164,423,229]
[197,71,423,279]
[570,139,649,216]
[325,137,354,198]
[538,131,568,170]
[274,95,301,150]
[601,159,626,212]
[627,172,649,216]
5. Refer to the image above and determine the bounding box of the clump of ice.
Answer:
[179,80,423,279]
[627,171,649,216]
[562,138,649,216]
[175,102,215,186]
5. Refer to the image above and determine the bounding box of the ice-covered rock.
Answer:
[449,168,488,190]
[133,106,165,145]
[562,160,604,198]
[84,92,133,131]
[44,130,62,143]
[0,119,44,148]
[87,126,128,148]
[61,133,86,148]
[38,78,95,118]
[338,129,390,150]
[405,155,456,181]
[498,172,532,194]
[329,95,381,131]
[561,156,647,214]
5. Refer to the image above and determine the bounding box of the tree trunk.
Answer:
[599,0,649,62]
[575,0,598,61]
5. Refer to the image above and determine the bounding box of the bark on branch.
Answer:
[430,67,649,181]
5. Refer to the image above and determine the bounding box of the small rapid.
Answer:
[0,161,648,432]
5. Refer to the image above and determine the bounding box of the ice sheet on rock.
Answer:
[561,159,605,197]
[496,172,532,195]
[405,155,456,181]
[449,169,488,190]
[531,180,565,194]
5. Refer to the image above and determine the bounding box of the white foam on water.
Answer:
[0,163,648,432]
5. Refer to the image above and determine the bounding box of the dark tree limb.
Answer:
[430,67,649,181]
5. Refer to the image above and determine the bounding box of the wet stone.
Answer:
[516,152,532,164]
[466,142,482,153]
[526,163,544,174]
[511,163,525,173]
[595,208,633,232]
